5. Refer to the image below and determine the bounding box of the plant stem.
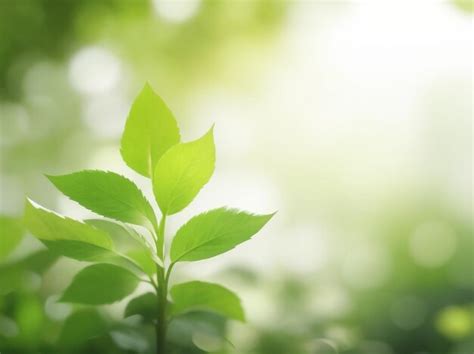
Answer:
[156,215,168,354]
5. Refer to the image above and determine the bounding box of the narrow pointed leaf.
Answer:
[47,170,157,227]
[170,281,245,321]
[24,199,112,249]
[171,208,274,262]
[60,263,139,305]
[153,128,215,215]
[121,83,180,177]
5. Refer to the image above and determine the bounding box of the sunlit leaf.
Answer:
[47,170,157,227]
[0,216,24,261]
[153,128,215,215]
[24,199,112,249]
[121,83,180,177]
[171,208,274,262]
[170,281,245,321]
[60,263,140,305]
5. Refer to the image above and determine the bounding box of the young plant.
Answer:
[24,83,274,353]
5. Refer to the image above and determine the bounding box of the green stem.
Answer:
[156,215,168,354]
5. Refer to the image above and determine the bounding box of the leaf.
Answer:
[124,292,158,323]
[170,281,245,321]
[121,83,180,177]
[86,219,162,269]
[170,208,274,262]
[153,128,215,215]
[42,240,115,262]
[47,170,157,227]
[0,216,24,261]
[60,263,139,305]
[58,309,108,348]
[126,249,156,276]
[24,199,112,249]
[0,250,57,295]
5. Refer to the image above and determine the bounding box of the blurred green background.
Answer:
[0,1,473,353]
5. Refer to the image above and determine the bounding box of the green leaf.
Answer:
[126,249,156,276]
[58,309,108,348]
[0,216,24,261]
[60,263,139,305]
[42,240,115,262]
[170,281,245,322]
[24,199,113,249]
[121,83,180,177]
[153,128,215,215]
[124,292,158,323]
[47,170,157,227]
[170,208,274,262]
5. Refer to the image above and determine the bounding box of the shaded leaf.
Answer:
[171,208,274,262]
[0,216,24,261]
[58,309,108,348]
[121,83,180,177]
[170,281,245,321]
[124,292,158,323]
[60,263,140,305]
[47,170,157,227]
[153,128,215,215]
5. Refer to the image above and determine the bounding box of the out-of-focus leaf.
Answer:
[170,281,245,322]
[0,250,57,295]
[0,216,24,261]
[47,170,157,227]
[153,128,215,215]
[171,208,274,262]
[60,263,139,305]
[121,83,180,177]
[58,309,108,348]
[124,292,158,323]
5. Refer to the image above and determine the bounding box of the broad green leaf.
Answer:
[171,208,274,262]
[47,170,157,227]
[153,128,215,215]
[170,281,245,321]
[60,263,139,305]
[121,83,180,177]
[0,216,24,260]
[24,199,112,249]
[58,309,108,348]
[124,292,158,322]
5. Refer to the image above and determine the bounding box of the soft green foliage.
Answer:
[121,84,180,177]
[153,128,215,215]
[58,309,108,347]
[0,216,24,260]
[61,263,139,305]
[24,200,112,249]
[125,292,159,322]
[47,170,157,227]
[24,83,273,353]
[171,208,274,262]
[171,281,245,322]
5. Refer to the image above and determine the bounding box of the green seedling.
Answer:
[24,83,274,353]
